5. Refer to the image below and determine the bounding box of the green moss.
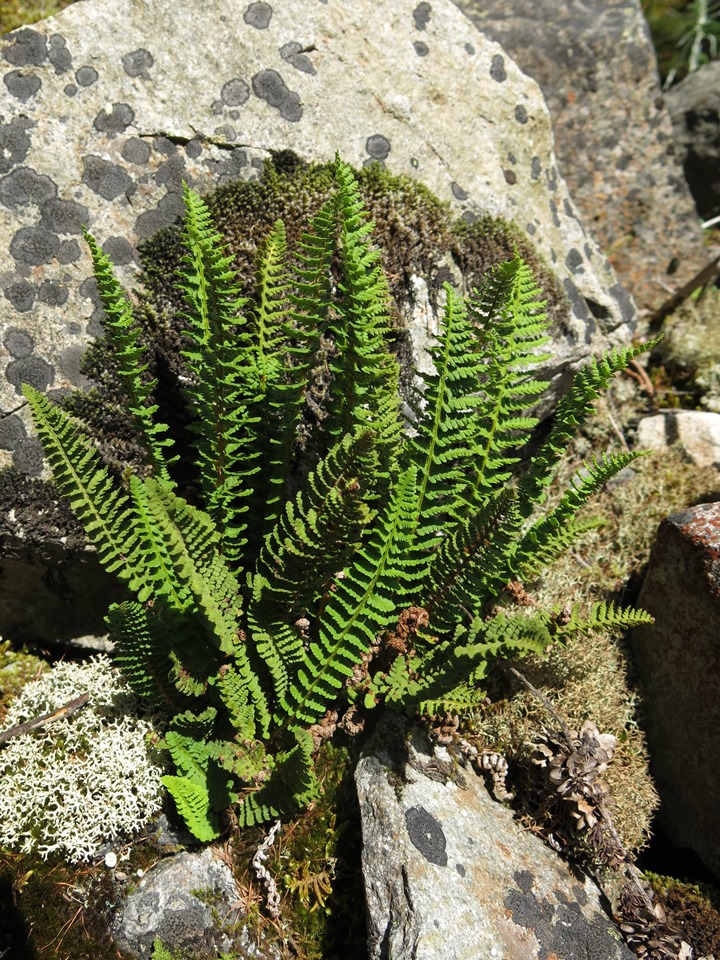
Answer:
[648,872,720,956]
[0,640,48,724]
[221,741,366,960]
[0,0,76,35]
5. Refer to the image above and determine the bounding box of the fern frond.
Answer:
[517,450,644,576]
[278,466,422,726]
[321,157,403,486]
[465,256,551,499]
[518,339,660,510]
[407,284,492,549]
[553,600,654,637]
[83,229,175,482]
[21,385,163,597]
[175,183,253,561]
[236,728,319,828]
[162,775,220,842]
[106,601,178,706]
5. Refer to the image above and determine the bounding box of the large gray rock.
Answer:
[631,502,720,882]
[453,0,709,314]
[0,0,635,479]
[112,847,274,959]
[666,60,720,222]
[356,716,634,960]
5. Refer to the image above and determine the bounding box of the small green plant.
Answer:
[22,156,653,842]
[643,0,720,86]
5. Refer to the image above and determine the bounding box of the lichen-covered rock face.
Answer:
[356,715,635,960]
[453,0,708,314]
[0,0,635,477]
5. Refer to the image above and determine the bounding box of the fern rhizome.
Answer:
[22,157,653,841]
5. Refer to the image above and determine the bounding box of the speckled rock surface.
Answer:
[356,716,633,960]
[453,0,708,314]
[0,0,635,477]
[631,502,720,882]
[112,847,272,959]
[636,410,720,469]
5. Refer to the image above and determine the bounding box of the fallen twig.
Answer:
[0,693,90,748]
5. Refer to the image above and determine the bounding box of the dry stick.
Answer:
[0,693,90,748]
[647,251,720,330]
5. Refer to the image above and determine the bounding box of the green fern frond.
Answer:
[106,601,179,706]
[278,466,422,726]
[83,229,175,482]
[175,183,253,560]
[236,728,319,828]
[465,255,551,499]
[321,157,403,484]
[517,450,644,575]
[519,339,660,510]
[553,600,654,637]
[162,775,220,842]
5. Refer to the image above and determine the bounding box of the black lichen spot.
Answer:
[526,222,536,235]
[563,277,590,321]
[0,116,33,174]
[464,42,475,55]
[280,42,316,75]
[122,137,151,165]
[121,48,154,78]
[82,155,133,200]
[531,156,541,181]
[214,124,237,142]
[514,104,528,124]
[609,283,635,325]
[515,870,535,894]
[48,34,72,73]
[0,166,56,208]
[6,355,53,392]
[155,137,177,157]
[503,169,517,185]
[155,154,187,192]
[0,414,27,451]
[584,242,594,261]
[134,192,186,240]
[490,53,506,82]
[221,78,250,106]
[366,134,391,160]
[405,806,447,867]
[244,1,273,28]
[58,239,81,263]
[103,236,134,265]
[455,863,466,878]
[64,83,77,96]
[565,248,584,275]
[185,139,203,159]
[507,151,517,165]
[39,197,88,235]
[3,71,42,102]
[3,280,36,312]
[37,279,68,306]
[75,65,98,87]
[3,28,47,67]
[451,182,468,201]
[3,327,34,357]
[413,41,429,56]
[546,166,558,192]
[563,198,575,219]
[549,198,560,227]
[93,102,135,137]
[9,226,60,265]
[413,2,431,30]
[13,437,44,476]
[251,69,302,122]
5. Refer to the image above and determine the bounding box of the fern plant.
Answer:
[22,156,653,841]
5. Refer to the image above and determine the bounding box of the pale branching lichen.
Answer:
[0,655,165,862]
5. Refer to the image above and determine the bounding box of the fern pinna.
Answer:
[22,155,653,840]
